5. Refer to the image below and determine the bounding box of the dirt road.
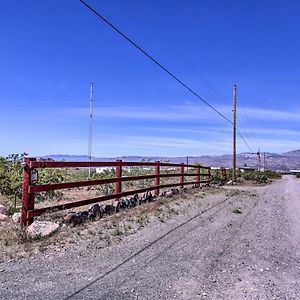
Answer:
[1,176,300,299]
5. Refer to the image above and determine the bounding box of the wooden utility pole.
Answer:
[232,84,237,182]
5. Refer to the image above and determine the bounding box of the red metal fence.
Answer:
[21,158,211,226]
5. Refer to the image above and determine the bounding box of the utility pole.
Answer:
[257,148,261,172]
[232,84,237,182]
[88,82,93,179]
[263,152,266,171]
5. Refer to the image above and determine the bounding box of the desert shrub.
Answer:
[123,167,153,189]
[296,173,300,178]
[242,171,280,183]
[92,168,115,196]
[211,169,223,184]
[0,153,27,207]
[264,170,282,179]
[210,168,242,184]
[35,168,70,202]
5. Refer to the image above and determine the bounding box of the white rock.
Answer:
[27,221,59,239]
[0,204,7,215]
[12,212,21,223]
[165,191,173,197]
[0,213,10,223]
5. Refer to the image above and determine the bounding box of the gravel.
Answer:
[0,176,299,300]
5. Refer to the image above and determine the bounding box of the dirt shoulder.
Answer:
[1,178,300,300]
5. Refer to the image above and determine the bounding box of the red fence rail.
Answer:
[21,158,211,226]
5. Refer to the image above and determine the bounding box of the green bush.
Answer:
[211,169,223,184]
[264,170,282,179]
[0,153,27,207]
[92,168,115,196]
[35,168,70,202]
[242,170,281,183]
[210,168,281,185]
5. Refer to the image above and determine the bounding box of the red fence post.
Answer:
[115,160,122,196]
[154,161,160,196]
[21,157,36,226]
[196,165,201,188]
[180,163,184,189]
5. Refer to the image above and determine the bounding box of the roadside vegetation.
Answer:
[0,154,187,212]
[0,153,282,217]
[211,168,281,185]
[0,153,27,214]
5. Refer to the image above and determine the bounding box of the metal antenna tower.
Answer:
[232,84,237,182]
[88,82,93,179]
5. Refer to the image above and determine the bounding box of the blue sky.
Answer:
[1,0,300,157]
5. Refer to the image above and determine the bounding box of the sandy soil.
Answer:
[0,176,299,299]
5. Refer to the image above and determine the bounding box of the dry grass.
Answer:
[0,186,214,263]
[0,194,8,205]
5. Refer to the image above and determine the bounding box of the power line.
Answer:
[132,0,230,109]
[237,129,254,153]
[79,0,232,124]
[182,12,259,151]
[237,93,260,148]
[236,118,255,152]
[79,0,254,153]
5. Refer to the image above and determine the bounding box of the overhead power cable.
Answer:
[236,129,253,153]
[80,0,254,153]
[79,0,232,124]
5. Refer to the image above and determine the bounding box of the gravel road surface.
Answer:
[1,175,299,299]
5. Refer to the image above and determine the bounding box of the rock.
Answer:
[0,213,10,223]
[0,204,7,215]
[145,191,153,201]
[227,180,233,185]
[64,212,82,226]
[99,205,105,217]
[119,198,128,209]
[130,196,138,207]
[27,221,59,239]
[171,188,180,195]
[12,212,21,223]
[105,205,114,215]
[89,204,100,214]
[165,191,173,197]
[64,212,78,223]
[88,211,96,220]
[78,211,89,222]
[133,193,139,202]
[112,200,120,213]
[72,216,82,226]
[141,191,153,203]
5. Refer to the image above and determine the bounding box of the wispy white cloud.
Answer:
[245,127,300,137]
[49,132,300,157]
[60,104,300,123]
[61,105,221,122]
[240,107,300,122]
[46,104,300,157]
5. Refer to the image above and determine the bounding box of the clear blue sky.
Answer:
[1,0,299,157]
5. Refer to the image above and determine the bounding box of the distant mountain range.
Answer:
[41,149,300,171]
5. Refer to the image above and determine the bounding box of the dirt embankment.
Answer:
[1,176,300,300]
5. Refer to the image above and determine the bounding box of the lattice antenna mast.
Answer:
[88,82,93,179]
